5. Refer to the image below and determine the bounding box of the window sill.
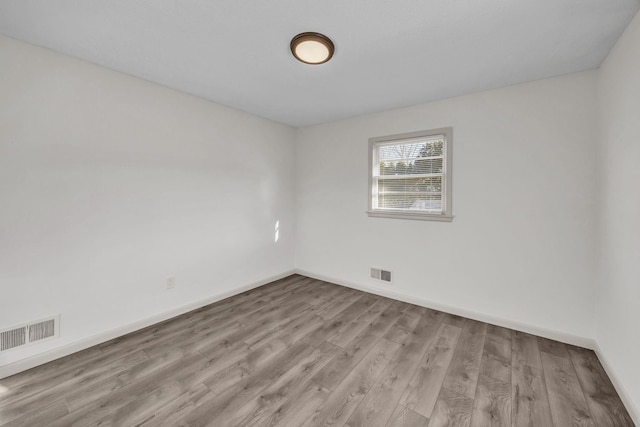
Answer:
[367,210,454,222]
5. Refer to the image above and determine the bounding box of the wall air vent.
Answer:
[371,268,392,283]
[1,327,26,351]
[0,315,60,352]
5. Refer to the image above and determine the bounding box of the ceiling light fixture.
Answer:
[290,32,335,65]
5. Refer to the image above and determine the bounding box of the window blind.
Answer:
[372,135,446,213]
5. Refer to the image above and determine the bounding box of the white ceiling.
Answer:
[1,1,638,127]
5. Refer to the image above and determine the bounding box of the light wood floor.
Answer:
[0,275,634,427]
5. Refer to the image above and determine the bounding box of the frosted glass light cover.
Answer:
[295,40,329,63]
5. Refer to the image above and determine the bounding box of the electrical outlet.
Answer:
[166,276,175,290]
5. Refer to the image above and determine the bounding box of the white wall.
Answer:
[596,10,640,421]
[295,71,598,344]
[0,35,296,371]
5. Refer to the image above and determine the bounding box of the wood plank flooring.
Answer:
[0,275,634,427]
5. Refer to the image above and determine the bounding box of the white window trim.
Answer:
[367,127,454,222]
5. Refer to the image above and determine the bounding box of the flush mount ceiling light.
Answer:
[290,32,335,65]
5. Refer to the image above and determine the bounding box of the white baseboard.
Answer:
[593,341,640,425]
[0,270,295,379]
[296,269,595,350]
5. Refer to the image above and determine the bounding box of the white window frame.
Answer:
[368,127,453,222]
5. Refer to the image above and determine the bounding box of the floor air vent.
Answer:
[371,268,392,283]
[0,316,60,352]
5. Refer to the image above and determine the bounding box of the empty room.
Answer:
[0,1,639,426]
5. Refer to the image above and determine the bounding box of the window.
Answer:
[368,128,453,221]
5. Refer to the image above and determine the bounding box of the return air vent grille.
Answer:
[29,319,56,342]
[0,316,60,352]
[1,328,26,351]
[371,268,392,283]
